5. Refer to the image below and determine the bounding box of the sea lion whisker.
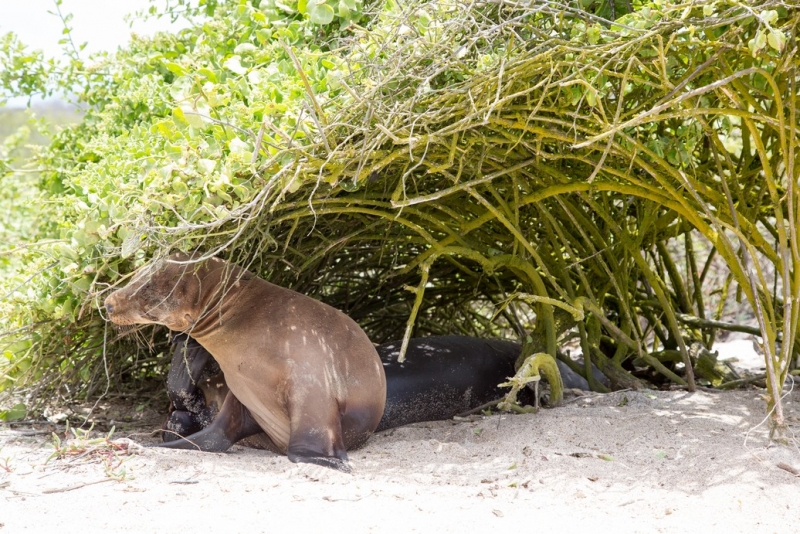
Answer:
[114,324,136,336]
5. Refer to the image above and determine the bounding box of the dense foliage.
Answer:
[1,0,798,433]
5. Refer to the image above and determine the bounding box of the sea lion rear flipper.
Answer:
[287,437,351,473]
[286,398,351,473]
[155,392,262,452]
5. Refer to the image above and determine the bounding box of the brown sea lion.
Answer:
[104,253,386,472]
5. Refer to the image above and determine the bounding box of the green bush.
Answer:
[1,0,797,434]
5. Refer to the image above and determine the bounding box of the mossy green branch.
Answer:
[498,352,563,411]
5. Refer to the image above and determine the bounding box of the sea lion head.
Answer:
[104,252,223,331]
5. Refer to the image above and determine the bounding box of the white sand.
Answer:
[2,385,798,533]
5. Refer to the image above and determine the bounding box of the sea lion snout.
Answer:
[104,292,126,322]
[105,283,166,326]
[103,258,199,329]
[104,290,143,323]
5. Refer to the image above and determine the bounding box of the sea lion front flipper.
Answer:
[286,398,351,473]
[162,406,218,442]
[162,334,218,443]
[155,392,262,452]
[162,409,199,441]
[166,334,215,412]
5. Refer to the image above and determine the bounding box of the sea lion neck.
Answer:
[182,263,256,340]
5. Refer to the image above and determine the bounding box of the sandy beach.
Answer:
[2,380,798,533]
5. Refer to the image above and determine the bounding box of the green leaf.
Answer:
[759,9,778,26]
[172,106,188,125]
[229,137,252,155]
[309,3,335,25]
[223,55,247,75]
[255,29,273,44]
[0,403,27,422]
[767,29,786,52]
[171,179,189,194]
[197,68,218,82]
[585,86,598,106]
[164,62,187,76]
[586,24,601,45]
[416,9,431,30]
[748,29,767,57]
[234,43,257,55]
[71,276,91,293]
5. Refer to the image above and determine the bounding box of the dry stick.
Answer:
[573,191,690,384]
[282,43,331,152]
[635,251,696,390]
[684,234,710,345]
[776,463,800,477]
[675,314,764,337]
[551,197,630,389]
[741,240,787,433]
[574,67,761,148]
[788,68,800,397]
[13,430,51,436]
[0,239,69,256]
[577,297,686,386]
[181,112,254,139]
[42,478,114,494]
[638,64,791,404]
[657,241,693,314]
[391,157,537,207]
[456,399,502,417]
[0,420,52,425]
[586,56,635,183]
[397,259,432,363]
[718,375,767,390]
[1,261,58,302]
[251,120,267,165]
[739,105,791,433]
[466,190,560,357]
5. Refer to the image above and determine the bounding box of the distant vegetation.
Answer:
[1,103,80,270]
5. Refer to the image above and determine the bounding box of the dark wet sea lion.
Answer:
[104,253,386,472]
[376,336,587,431]
[162,334,220,439]
[163,334,608,445]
